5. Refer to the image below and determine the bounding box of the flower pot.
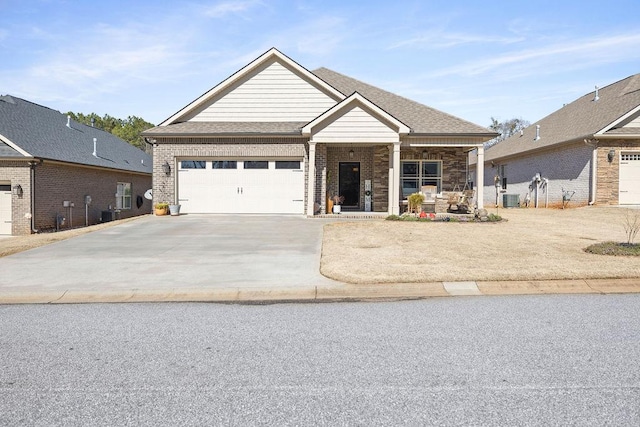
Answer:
[154,207,168,216]
[333,205,341,214]
[169,204,181,216]
[327,198,334,214]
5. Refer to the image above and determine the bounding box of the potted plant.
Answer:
[332,195,344,214]
[154,202,169,216]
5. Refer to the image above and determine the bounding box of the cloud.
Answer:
[203,0,264,18]
[424,32,640,79]
[389,31,524,50]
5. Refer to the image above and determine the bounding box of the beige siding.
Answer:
[188,61,336,122]
[312,106,399,143]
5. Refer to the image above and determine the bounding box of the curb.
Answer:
[1,279,639,305]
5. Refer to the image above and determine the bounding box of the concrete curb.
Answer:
[1,279,639,304]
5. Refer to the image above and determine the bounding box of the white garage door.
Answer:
[0,184,12,235]
[619,152,640,205]
[177,160,305,214]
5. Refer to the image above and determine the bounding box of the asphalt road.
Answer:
[1,295,639,426]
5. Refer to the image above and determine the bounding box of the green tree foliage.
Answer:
[486,116,530,147]
[67,112,155,152]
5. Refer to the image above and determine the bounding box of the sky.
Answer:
[2,0,640,128]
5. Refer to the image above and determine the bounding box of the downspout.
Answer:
[584,138,598,205]
[29,159,42,233]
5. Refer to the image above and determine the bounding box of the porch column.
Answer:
[307,141,317,216]
[392,142,401,215]
[476,145,484,210]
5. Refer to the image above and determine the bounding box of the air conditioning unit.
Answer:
[503,194,520,208]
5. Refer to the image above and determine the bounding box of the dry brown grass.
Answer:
[0,216,147,258]
[320,206,640,283]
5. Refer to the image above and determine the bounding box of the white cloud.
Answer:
[203,0,264,18]
[389,31,524,50]
[424,33,640,79]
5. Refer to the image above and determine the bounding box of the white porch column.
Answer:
[476,145,484,210]
[307,142,316,216]
[392,142,401,215]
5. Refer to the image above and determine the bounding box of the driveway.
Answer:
[0,215,340,293]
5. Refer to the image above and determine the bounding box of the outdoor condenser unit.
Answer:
[503,194,520,208]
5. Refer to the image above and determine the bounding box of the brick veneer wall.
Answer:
[596,139,640,205]
[152,138,309,211]
[33,162,151,232]
[326,146,375,211]
[0,161,32,235]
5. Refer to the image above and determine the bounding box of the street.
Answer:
[1,295,639,426]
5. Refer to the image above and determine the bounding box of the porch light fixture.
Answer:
[12,184,23,197]
[607,149,615,163]
[349,149,354,159]
[422,150,428,159]
[162,161,171,176]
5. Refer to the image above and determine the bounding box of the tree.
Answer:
[486,116,530,148]
[66,112,155,153]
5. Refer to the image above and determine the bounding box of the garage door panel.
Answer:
[619,152,640,205]
[177,160,304,214]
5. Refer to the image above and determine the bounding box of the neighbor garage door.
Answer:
[0,184,11,235]
[619,152,640,205]
[177,160,305,214]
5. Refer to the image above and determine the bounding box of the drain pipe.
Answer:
[584,138,598,205]
[28,159,42,233]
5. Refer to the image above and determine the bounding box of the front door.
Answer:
[339,162,360,209]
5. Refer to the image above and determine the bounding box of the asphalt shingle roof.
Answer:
[0,95,152,173]
[484,73,640,162]
[143,121,306,136]
[312,67,495,135]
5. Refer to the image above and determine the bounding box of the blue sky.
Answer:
[2,0,640,128]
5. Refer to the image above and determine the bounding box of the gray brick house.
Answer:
[143,48,496,216]
[471,74,640,208]
[0,95,152,235]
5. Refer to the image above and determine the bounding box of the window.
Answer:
[116,182,131,209]
[275,161,301,169]
[244,161,268,169]
[212,161,237,169]
[181,160,206,169]
[401,161,442,198]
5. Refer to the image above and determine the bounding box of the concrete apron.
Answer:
[1,278,640,304]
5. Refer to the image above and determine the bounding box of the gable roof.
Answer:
[302,91,411,136]
[484,73,640,162]
[144,48,495,139]
[159,48,345,126]
[0,95,152,174]
[311,67,495,136]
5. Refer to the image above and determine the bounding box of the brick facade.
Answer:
[1,160,151,235]
[596,139,640,205]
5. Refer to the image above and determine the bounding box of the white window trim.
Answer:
[116,182,131,210]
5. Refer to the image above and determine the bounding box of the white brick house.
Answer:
[143,48,497,216]
[470,74,640,208]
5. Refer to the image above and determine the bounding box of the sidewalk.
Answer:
[1,278,639,304]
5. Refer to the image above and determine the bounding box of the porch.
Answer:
[307,144,485,216]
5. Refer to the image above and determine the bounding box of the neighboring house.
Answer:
[470,74,640,208]
[0,95,152,235]
[143,48,496,216]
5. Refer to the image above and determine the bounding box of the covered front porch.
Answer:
[306,142,486,216]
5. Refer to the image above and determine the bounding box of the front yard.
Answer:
[320,207,640,283]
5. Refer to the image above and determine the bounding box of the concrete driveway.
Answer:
[0,215,340,294]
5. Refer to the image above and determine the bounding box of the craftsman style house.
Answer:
[144,48,496,216]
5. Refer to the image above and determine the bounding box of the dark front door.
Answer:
[339,162,360,209]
